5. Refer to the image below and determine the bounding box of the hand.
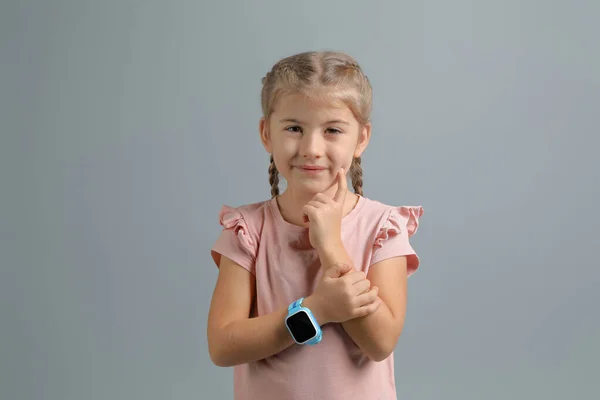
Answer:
[304,262,381,325]
[302,168,348,252]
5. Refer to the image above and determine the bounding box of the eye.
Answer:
[285,126,302,133]
[326,128,343,135]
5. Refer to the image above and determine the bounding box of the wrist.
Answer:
[316,241,346,265]
[303,295,329,325]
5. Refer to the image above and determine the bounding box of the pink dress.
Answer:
[211,195,423,400]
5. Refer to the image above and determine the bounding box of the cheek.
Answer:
[271,143,294,173]
[327,146,354,168]
[273,140,296,160]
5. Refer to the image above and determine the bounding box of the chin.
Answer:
[290,179,333,196]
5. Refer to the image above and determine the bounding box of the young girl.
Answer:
[208,50,423,400]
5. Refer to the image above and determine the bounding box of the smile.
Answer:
[296,165,327,174]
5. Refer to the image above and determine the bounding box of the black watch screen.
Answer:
[286,310,317,343]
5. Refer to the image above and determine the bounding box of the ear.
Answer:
[259,117,272,153]
[354,122,371,158]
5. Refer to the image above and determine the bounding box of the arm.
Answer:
[318,246,407,362]
[207,255,295,367]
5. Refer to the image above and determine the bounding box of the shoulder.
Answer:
[358,197,424,275]
[219,199,271,223]
[217,199,273,242]
[211,199,274,270]
[357,197,424,237]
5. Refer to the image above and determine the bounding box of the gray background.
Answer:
[1,0,598,399]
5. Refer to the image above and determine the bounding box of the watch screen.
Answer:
[287,310,317,343]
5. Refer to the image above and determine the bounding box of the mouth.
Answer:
[296,165,327,174]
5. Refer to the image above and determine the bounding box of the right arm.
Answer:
[207,255,297,367]
[207,255,376,367]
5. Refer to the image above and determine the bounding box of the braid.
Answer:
[350,157,363,196]
[268,155,280,198]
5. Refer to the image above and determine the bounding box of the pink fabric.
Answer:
[211,196,423,400]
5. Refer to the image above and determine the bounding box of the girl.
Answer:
[208,50,423,400]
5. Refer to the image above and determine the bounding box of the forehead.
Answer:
[271,92,356,123]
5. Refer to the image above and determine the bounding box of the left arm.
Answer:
[318,245,407,362]
[301,170,409,361]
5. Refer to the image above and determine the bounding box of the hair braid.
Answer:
[350,157,363,196]
[268,155,280,198]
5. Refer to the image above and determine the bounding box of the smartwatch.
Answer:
[284,297,322,345]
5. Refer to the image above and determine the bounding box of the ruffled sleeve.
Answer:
[210,205,257,275]
[370,206,423,276]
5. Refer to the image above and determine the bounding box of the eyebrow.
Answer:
[279,118,350,126]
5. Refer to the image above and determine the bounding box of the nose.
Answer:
[299,131,324,159]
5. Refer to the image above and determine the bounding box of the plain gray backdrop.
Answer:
[1,0,599,399]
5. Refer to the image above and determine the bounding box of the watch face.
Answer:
[286,310,317,343]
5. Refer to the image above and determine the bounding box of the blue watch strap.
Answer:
[306,327,323,345]
[288,297,304,313]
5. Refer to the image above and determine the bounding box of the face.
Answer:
[260,91,371,196]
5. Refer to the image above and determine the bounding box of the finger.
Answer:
[355,286,379,306]
[307,200,325,209]
[325,263,349,278]
[302,204,317,224]
[313,193,333,205]
[333,262,353,276]
[354,296,382,318]
[352,279,371,295]
[344,270,367,285]
[333,168,348,204]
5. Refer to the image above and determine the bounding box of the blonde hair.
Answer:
[261,51,372,198]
